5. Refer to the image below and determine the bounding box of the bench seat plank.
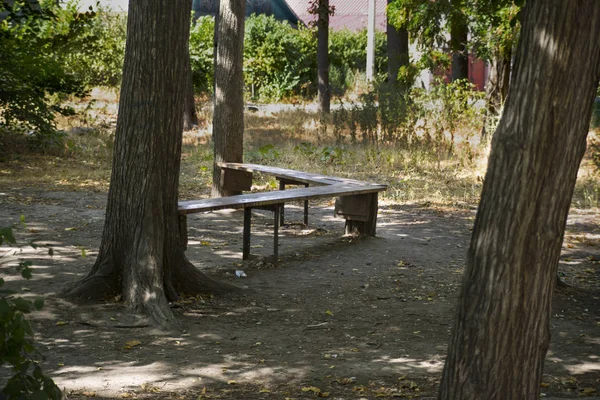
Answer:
[216,162,382,187]
[178,183,387,215]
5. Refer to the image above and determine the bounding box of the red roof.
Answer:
[286,0,387,31]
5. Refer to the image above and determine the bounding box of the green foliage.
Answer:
[0,0,95,146]
[329,29,387,94]
[469,0,521,61]
[71,6,127,88]
[189,16,215,94]
[243,14,315,101]
[332,78,484,149]
[0,226,62,400]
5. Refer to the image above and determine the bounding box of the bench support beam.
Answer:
[278,179,310,226]
[243,208,251,260]
[336,193,378,236]
[242,205,282,261]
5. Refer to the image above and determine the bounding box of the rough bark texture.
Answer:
[481,48,512,140]
[439,1,600,398]
[317,0,330,114]
[386,0,409,85]
[450,1,469,81]
[211,0,246,197]
[65,0,237,328]
[183,49,199,131]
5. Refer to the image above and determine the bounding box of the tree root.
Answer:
[173,257,241,295]
[63,273,118,301]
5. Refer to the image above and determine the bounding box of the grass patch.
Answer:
[2,95,600,210]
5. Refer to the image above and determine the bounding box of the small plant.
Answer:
[255,144,281,161]
[0,226,62,400]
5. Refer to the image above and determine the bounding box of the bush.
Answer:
[0,226,62,400]
[189,16,215,94]
[243,14,315,101]
[332,77,484,149]
[72,6,127,88]
[0,1,94,142]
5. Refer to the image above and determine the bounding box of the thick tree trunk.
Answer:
[439,1,600,398]
[386,0,409,86]
[481,47,512,140]
[317,0,330,115]
[450,1,469,81]
[183,49,199,131]
[65,0,237,328]
[211,0,246,197]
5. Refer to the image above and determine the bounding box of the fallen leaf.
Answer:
[124,340,142,350]
[301,386,321,394]
[325,310,333,316]
[580,388,597,394]
[227,380,237,385]
[56,321,68,326]
[259,388,271,393]
[82,392,97,397]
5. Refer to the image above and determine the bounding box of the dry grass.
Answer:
[2,93,599,210]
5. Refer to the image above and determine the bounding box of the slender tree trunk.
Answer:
[439,1,600,398]
[317,0,330,114]
[481,47,511,140]
[65,0,237,328]
[450,0,469,81]
[386,0,409,86]
[211,0,246,197]
[183,49,199,130]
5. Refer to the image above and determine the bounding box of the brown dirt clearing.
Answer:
[0,187,599,399]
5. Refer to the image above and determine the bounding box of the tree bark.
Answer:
[211,0,246,197]
[65,0,237,328]
[386,0,409,86]
[450,0,469,81]
[481,47,511,140]
[317,0,330,114]
[439,1,600,398]
[183,49,199,131]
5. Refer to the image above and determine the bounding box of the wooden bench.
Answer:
[178,163,387,260]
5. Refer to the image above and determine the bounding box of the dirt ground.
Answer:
[0,187,599,399]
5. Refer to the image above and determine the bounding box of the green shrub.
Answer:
[244,14,315,101]
[72,6,127,88]
[0,226,62,400]
[189,16,215,94]
[0,1,94,141]
[332,77,484,149]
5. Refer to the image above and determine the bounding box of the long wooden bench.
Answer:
[178,163,387,260]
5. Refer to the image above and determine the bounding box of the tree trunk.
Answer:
[481,47,512,140]
[211,0,246,197]
[450,1,469,81]
[65,0,237,328]
[183,49,199,131]
[317,0,330,114]
[386,0,409,86]
[439,1,600,398]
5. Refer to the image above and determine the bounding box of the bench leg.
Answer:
[179,214,188,250]
[279,180,285,226]
[344,193,378,236]
[304,183,309,225]
[273,204,281,261]
[243,208,252,260]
